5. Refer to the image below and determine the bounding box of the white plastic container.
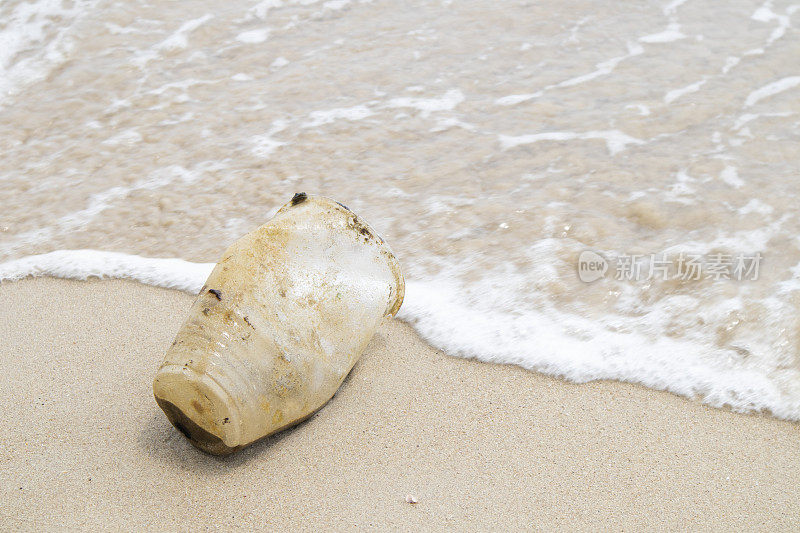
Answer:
[153,193,404,455]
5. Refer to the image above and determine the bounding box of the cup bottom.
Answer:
[153,365,244,455]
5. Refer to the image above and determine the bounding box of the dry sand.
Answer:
[1,277,799,531]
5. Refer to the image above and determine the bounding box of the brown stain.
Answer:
[191,399,205,414]
[350,215,373,240]
[259,396,271,413]
[347,211,388,246]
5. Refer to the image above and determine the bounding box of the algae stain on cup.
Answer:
[577,250,608,283]
[153,193,404,455]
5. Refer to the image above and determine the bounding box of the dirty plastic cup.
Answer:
[153,193,404,455]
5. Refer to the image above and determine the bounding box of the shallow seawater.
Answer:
[1,0,799,418]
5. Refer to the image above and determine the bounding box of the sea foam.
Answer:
[0,250,213,293]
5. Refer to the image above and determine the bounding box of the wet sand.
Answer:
[1,277,798,530]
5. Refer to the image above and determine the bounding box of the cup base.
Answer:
[153,365,244,455]
[154,397,240,455]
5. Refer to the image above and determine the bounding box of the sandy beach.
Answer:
[3,0,800,529]
[1,277,798,530]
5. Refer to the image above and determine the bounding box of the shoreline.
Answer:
[1,277,799,530]
[4,250,796,421]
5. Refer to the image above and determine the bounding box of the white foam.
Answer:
[302,105,373,128]
[102,129,143,146]
[664,79,707,104]
[639,24,686,43]
[157,14,213,51]
[323,0,350,9]
[661,216,785,254]
[720,165,745,188]
[387,89,464,117]
[557,42,643,88]
[663,170,697,204]
[733,113,759,130]
[722,56,740,74]
[499,130,644,156]
[751,3,790,46]
[146,78,214,96]
[495,42,643,106]
[745,76,800,107]
[250,120,288,157]
[495,93,541,106]
[236,28,270,43]
[663,0,689,16]
[429,117,477,133]
[247,0,284,20]
[778,261,800,294]
[738,199,773,216]
[0,250,213,292]
[732,111,793,131]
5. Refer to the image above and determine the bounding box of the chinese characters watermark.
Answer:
[577,250,762,283]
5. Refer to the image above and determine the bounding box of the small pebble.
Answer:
[405,494,418,504]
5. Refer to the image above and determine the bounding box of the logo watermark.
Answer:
[577,250,609,282]
[577,251,762,283]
